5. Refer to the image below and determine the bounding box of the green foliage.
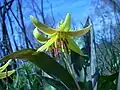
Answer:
[0,49,79,90]
[5,63,43,90]
[39,76,68,90]
[98,73,118,90]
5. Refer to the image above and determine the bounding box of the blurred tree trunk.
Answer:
[83,17,98,90]
[0,0,14,90]
[0,0,14,55]
[110,1,120,89]
[0,0,56,89]
[90,20,98,90]
[83,17,93,90]
[17,0,33,48]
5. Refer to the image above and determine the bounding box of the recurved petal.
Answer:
[0,59,12,72]
[67,24,92,37]
[30,16,56,35]
[0,70,15,79]
[58,13,71,31]
[33,28,50,44]
[37,34,58,52]
[67,37,85,56]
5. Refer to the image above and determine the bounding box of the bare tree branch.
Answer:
[0,0,14,10]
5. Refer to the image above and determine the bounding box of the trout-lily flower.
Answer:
[30,13,91,56]
[0,60,15,79]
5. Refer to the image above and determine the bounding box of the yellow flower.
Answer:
[0,60,15,79]
[30,13,91,56]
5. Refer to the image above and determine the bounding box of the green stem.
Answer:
[62,52,81,90]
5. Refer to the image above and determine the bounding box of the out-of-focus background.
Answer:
[0,0,120,90]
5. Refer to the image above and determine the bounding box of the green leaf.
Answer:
[67,25,92,37]
[0,70,15,79]
[0,49,79,90]
[0,59,12,72]
[78,81,93,90]
[40,76,68,90]
[33,28,49,43]
[98,81,113,90]
[71,51,89,76]
[67,37,85,56]
[98,73,118,90]
[30,16,56,35]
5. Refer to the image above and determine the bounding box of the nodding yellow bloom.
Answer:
[30,13,92,56]
[0,59,15,79]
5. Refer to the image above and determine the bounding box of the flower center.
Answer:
[49,31,69,57]
[56,32,69,52]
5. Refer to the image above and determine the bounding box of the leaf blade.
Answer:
[0,49,79,90]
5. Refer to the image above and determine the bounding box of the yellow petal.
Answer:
[0,70,15,79]
[30,16,56,35]
[33,28,49,43]
[67,24,92,37]
[58,13,71,31]
[59,20,64,26]
[37,34,58,52]
[67,37,85,56]
[0,60,12,72]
